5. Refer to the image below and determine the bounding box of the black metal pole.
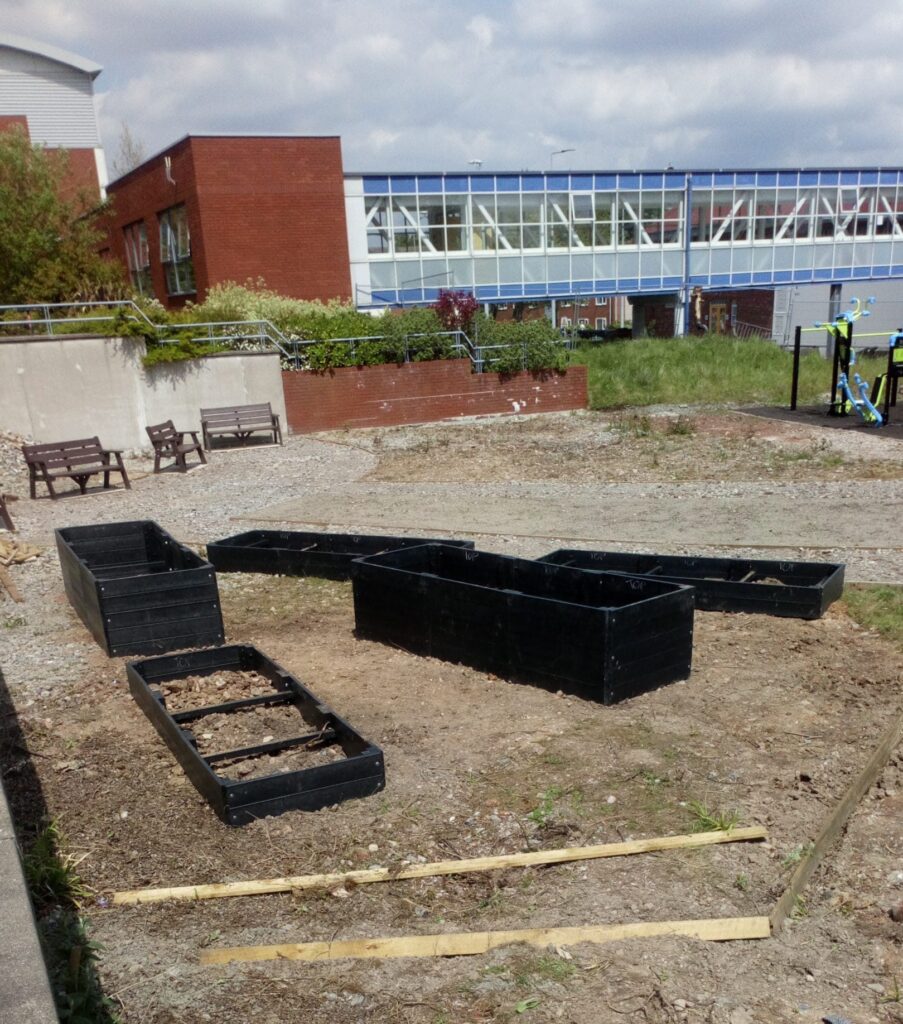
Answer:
[790,325,801,411]
[884,334,897,424]
[828,325,841,416]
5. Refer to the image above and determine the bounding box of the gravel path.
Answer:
[2,410,902,701]
[0,435,375,695]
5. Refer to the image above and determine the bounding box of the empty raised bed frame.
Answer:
[352,544,694,705]
[537,549,844,619]
[207,530,475,580]
[126,645,385,826]
[55,520,225,656]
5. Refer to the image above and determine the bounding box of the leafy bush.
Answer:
[142,336,229,367]
[188,280,378,340]
[473,313,569,373]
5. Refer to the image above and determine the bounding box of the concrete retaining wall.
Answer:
[0,336,287,450]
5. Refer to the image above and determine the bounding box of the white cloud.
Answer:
[5,0,903,171]
[466,14,496,49]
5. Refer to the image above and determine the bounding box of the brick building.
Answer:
[0,32,106,200]
[103,135,352,308]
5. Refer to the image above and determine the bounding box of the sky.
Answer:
[7,0,903,175]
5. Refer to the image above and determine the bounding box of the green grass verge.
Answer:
[573,336,888,409]
[842,585,903,649]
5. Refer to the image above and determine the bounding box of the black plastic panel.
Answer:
[207,530,474,580]
[537,549,844,619]
[55,521,225,656]
[352,544,694,705]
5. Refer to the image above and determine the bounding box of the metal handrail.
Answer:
[0,301,565,372]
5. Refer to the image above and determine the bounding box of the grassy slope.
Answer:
[573,336,888,409]
[843,585,903,649]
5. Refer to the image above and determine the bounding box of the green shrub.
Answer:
[142,336,228,367]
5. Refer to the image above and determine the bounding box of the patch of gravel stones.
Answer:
[0,434,376,697]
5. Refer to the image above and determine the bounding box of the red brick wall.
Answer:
[191,136,350,303]
[1,117,99,206]
[103,136,350,309]
[104,137,199,306]
[639,289,775,337]
[282,360,588,432]
[57,147,100,205]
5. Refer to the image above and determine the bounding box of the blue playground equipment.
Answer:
[836,354,883,426]
[789,297,903,425]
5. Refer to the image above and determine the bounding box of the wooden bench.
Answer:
[146,420,207,473]
[22,437,131,500]
[199,403,283,451]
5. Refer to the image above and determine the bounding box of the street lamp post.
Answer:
[549,148,575,169]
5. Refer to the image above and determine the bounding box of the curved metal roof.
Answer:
[0,32,102,79]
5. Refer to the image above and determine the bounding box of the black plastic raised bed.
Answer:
[537,549,844,619]
[352,544,694,705]
[55,520,225,656]
[207,530,474,580]
[126,644,385,826]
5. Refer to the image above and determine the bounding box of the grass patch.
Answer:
[573,336,887,409]
[686,799,740,832]
[24,822,119,1023]
[842,585,903,648]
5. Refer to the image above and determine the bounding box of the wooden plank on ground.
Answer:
[200,916,771,965]
[0,565,23,603]
[113,826,767,906]
[770,708,903,933]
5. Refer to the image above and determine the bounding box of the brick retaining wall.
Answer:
[281,360,588,433]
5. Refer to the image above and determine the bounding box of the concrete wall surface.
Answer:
[143,350,288,441]
[0,336,287,449]
[0,782,58,1024]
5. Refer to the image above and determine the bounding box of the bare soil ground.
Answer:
[3,409,903,1024]
[350,409,903,484]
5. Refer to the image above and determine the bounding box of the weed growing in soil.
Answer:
[665,415,695,436]
[527,786,563,826]
[685,799,740,832]
[843,585,903,649]
[879,977,902,1004]
[24,822,119,1024]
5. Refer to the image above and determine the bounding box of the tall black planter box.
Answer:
[538,549,844,619]
[352,545,694,705]
[207,530,474,581]
[55,521,225,657]
[127,645,385,826]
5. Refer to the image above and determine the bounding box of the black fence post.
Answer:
[790,325,802,411]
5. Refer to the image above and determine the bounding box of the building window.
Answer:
[595,317,608,329]
[123,221,152,296]
[158,204,195,296]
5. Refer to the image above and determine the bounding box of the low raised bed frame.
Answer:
[537,549,844,619]
[352,544,694,705]
[127,645,385,826]
[207,530,474,580]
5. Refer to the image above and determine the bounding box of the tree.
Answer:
[111,121,146,178]
[0,126,124,304]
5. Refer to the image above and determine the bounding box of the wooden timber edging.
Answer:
[200,916,773,965]
[112,826,767,906]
